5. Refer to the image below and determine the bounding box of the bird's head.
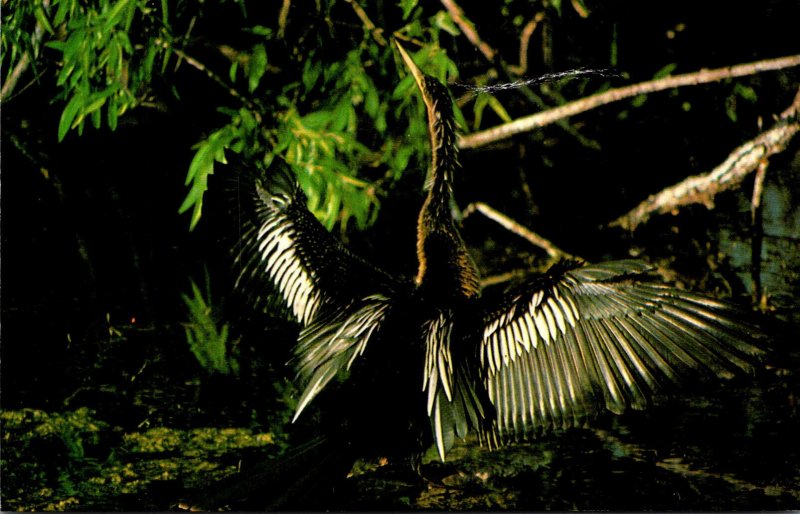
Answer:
[395,40,458,190]
[395,41,455,132]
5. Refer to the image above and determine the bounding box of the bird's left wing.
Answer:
[477,259,765,441]
[234,158,402,418]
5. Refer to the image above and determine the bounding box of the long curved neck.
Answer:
[415,100,480,301]
[425,102,458,193]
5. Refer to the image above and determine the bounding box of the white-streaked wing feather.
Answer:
[479,260,764,440]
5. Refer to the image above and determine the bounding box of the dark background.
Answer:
[2,0,799,510]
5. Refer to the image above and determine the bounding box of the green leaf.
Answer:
[88,105,101,128]
[487,96,512,123]
[248,44,268,92]
[160,0,170,27]
[374,107,387,134]
[247,25,273,37]
[432,11,460,36]
[33,3,56,35]
[141,43,158,83]
[302,110,332,130]
[58,94,85,141]
[229,60,239,83]
[107,99,119,130]
[364,86,379,118]
[653,63,677,80]
[44,40,67,51]
[472,93,489,130]
[392,75,414,99]
[631,94,647,108]
[399,0,418,19]
[105,0,135,30]
[331,100,354,132]
[302,59,322,92]
[734,83,758,103]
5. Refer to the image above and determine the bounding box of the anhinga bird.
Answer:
[231,41,765,502]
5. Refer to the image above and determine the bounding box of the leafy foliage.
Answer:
[178,21,465,231]
[181,275,238,376]
[3,0,483,232]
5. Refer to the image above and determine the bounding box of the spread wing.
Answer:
[234,160,397,324]
[477,259,765,440]
[233,158,402,418]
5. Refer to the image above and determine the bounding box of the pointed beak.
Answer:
[395,40,426,95]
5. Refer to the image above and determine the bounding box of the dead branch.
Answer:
[345,0,387,47]
[508,13,545,76]
[440,0,496,61]
[1,0,51,103]
[441,0,599,150]
[463,201,578,260]
[480,269,528,288]
[751,158,769,224]
[610,88,800,231]
[459,54,800,149]
[277,0,291,39]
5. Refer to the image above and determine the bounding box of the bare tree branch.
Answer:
[440,0,496,61]
[480,269,527,288]
[463,201,578,260]
[345,0,387,47]
[609,88,800,231]
[460,54,800,149]
[441,0,599,149]
[277,0,291,39]
[507,13,545,76]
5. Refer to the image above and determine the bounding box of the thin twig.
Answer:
[440,0,495,61]
[460,54,800,149]
[480,269,528,288]
[508,13,545,76]
[277,0,291,39]
[172,15,196,72]
[1,0,51,103]
[154,38,258,112]
[609,88,800,231]
[751,158,768,302]
[345,0,387,47]
[751,158,769,224]
[463,201,577,260]
[441,0,599,149]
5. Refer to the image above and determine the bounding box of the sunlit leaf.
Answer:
[432,11,460,36]
[58,94,84,141]
[248,44,268,92]
[399,0,418,20]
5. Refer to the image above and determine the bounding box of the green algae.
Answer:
[1,408,278,511]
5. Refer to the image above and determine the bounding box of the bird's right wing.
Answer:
[233,158,402,418]
[234,160,397,325]
[477,259,765,441]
